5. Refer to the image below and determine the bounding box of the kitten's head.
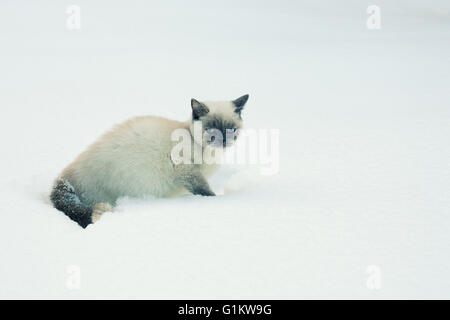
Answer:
[189,94,249,148]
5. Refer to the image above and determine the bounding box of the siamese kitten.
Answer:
[50,94,249,228]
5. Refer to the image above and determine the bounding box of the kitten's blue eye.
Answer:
[228,128,237,132]
[205,128,216,134]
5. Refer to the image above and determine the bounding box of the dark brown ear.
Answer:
[232,94,249,114]
[191,99,209,120]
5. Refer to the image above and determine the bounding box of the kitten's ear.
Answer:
[232,94,249,114]
[191,99,209,119]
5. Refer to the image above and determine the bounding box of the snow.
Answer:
[1,0,450,299]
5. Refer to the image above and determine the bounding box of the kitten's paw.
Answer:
[92,203,112,223]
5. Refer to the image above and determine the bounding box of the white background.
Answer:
[0,0,449,299]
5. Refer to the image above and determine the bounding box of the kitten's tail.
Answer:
[50,179,92,228]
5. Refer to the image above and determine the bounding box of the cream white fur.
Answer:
[58,102,238,207]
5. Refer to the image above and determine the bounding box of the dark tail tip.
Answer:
[50,179,92,228]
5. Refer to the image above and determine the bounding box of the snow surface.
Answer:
[1,0,450,299]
